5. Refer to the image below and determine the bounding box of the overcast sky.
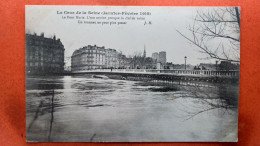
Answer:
[26,6,221,66]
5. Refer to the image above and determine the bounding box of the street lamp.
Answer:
[184,56,187,70]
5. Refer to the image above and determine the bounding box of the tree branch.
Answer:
[176,30,240,62]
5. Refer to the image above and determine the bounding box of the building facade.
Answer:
[158,51,166,64]
[152,52,159,61]
[71,45,106,71]
[71,45,168,71]
[117,54,128,69]
[71,45,134,71]
[25,33,65,74]
[105,48,119,69]
[152,51,166,64]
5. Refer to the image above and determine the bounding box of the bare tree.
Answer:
[177,7,240,63]
[129,51,143,69]
[177,85,238,120]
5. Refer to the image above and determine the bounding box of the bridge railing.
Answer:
[73,69,240,77]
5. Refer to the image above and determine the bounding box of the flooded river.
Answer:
[26,75,238,142]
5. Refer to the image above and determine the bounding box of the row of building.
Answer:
[25,33,238,74]
[25,32,169,73]
[25,33,168,74]
[71,45,169,71]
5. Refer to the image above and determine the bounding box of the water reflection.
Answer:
[26,75,238,142]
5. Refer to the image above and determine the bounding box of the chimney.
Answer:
[53,35,56,40]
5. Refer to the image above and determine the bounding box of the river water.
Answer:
[26,75,238,142]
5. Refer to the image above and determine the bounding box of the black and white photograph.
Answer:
[25,6,240,142]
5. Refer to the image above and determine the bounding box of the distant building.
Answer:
[158,51,166,64]
[25,33,65,74]
[197,63,215,70]
[193,62,240,71]
[71,45,106,71]
[164,62,174,69]
[219,61,240,70]
[118,54,128,69]
[152,51,166,64]
[105,48,119,69]
[152,52,159,61]
[71,45,169,71]
[156,62,174,70]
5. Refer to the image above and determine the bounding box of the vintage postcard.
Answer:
[25,6,240,142]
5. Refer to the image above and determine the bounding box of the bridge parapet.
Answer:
[72,69,240,77]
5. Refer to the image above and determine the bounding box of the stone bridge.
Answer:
[71,69,240,85]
